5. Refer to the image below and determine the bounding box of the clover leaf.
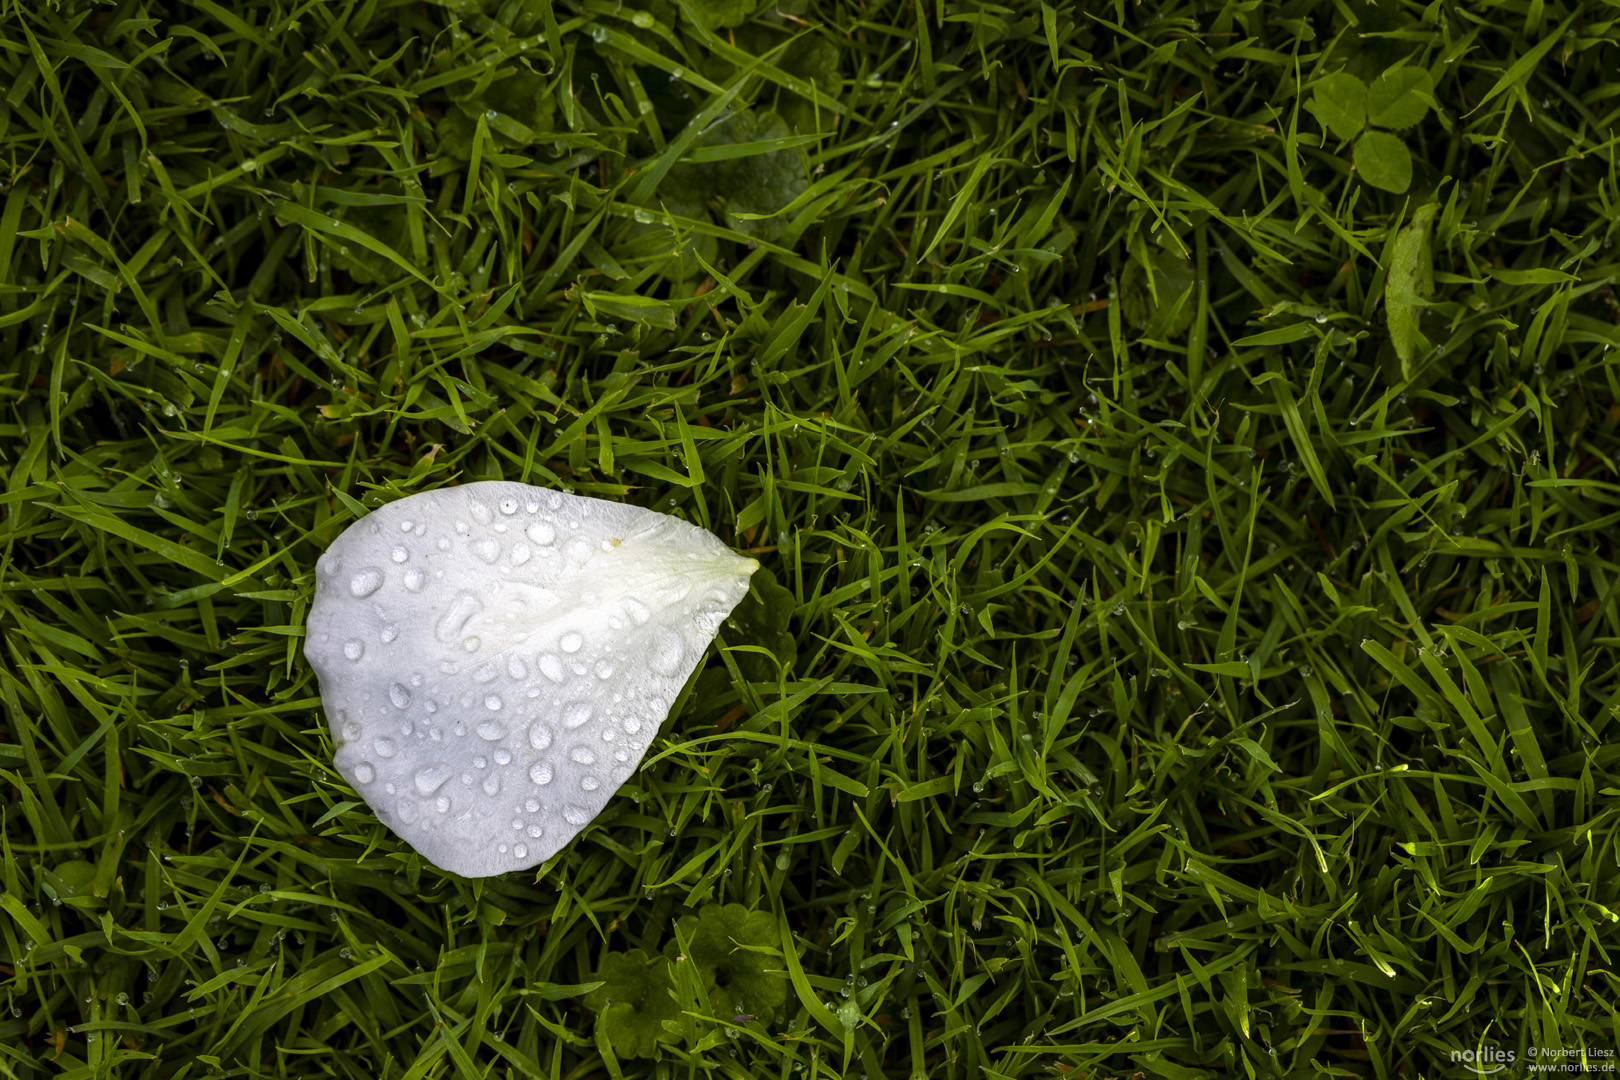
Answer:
[666,904,789,1022]
[1307,72,1367,143]
[583,948,682,1059]
[1353,130,1412,195]
[1308,64,1435,194]
[1367,67,1433,131]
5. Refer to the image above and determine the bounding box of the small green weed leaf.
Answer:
[328,207,412,285]
[586,292,679,330]
[52,860,99,894]
[1487,266,1580,286]
[1308,72,1368,141]
[583,949,682,1059]
[694,563,796,707]
[44,860,101,909]
[435,110,477,161]
[667,904,789,1022]
[728,566,796,655]
[1368,67,1434,131]
[435,69,555,161]
[1119,247,1197,339]
[685,0,759,30]
[782,38,842,133]
[1386,202,1438,375]
[665,108,807,241]
[484,70,555,133]
[737,28,843,133]
[1353,129,1413,193]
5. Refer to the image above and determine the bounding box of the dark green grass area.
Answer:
[3,0,1620,1075]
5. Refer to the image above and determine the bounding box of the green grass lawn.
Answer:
[3,0,1620,1076]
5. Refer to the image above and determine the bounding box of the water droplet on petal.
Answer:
[414,764,452,794]
[435,592,483,642]
[349,568,383,597]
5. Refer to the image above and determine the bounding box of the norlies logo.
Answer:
[1451,1047,1517,1075]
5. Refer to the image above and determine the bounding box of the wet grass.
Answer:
[3,0,1620,1076]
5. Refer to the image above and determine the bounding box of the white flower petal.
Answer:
[304,481,758,877]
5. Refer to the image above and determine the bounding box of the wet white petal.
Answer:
[305,481,758,877]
